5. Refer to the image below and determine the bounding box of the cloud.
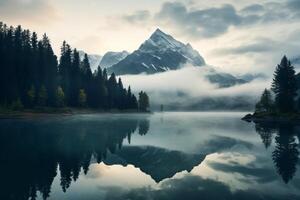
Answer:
[240,4,265,13]
[214,38,275,55]
[213,35,300,61]
[123,1,300,39]
[207,161,277,183]
[155,2,245,38]
[287,0,300,12]
[197,136,253,154]
[0,0,59,25]
[123,10,151,24]
[120,66,270,110]
[104,174,299,200]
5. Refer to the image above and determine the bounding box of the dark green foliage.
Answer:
[255,89,274,113]
[55,86,65,107]
[26,85,36,108]
[69,49,81,106]
[254,56,298,116]
[59,41,72,105]
[127,86,139,110]
[0,117,148,199]
[272,127,299,183]
[272,56,297,113]
[78,89,87,107]
[0,22,142,111]
[37,85,48,106]
[139,91,150,112]
[80,53,93,106]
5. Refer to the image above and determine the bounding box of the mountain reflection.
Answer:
[0,116,147,200]
[104,146,205,183]
[254,122,300,183]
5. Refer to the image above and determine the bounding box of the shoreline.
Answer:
[242,113,300,123]
[0,108,151,119]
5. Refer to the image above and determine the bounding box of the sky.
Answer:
[1,0,300,74]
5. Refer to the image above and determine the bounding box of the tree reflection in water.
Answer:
[0,116,149,200]
[255,122,299,184]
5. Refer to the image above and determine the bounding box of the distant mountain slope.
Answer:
[207,73,247,88]
[236,73,267,82]
[79,51,102,71]
[99,51,129,68]
[108,29,205,75]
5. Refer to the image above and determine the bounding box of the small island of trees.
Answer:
[0,22,150,113]
[244,55,300,121]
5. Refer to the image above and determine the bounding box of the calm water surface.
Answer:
[0,112,299,200]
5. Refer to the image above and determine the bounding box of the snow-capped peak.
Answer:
[107,29,205,75]
[140,28,186,52]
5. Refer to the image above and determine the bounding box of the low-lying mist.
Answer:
[120,66,271,111]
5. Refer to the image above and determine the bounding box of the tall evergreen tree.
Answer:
[81,53,93,106]
[107,73,118,109]
[59,41,72,105]
[138,91,150,112]
[41,34,58,106]
[255,89,274,113]
[69,49,81,106]
[272,56,297,113]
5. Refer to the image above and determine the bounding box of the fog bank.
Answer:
[120,66,271,110]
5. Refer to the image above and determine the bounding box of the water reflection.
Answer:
[0,116,146,200]
[0,115,206,199]
[0,113,300,200]
[254,122,299,183]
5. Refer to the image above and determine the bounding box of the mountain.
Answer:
[236,73,267,82]
[99,51,129,68]
[207,73,247,88]
[79,51,102,71]
[108,28,205,75]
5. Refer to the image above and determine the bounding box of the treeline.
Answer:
[0,22,150,111]
[255,55,298,114]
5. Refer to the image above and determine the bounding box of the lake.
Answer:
[0,112,299,200]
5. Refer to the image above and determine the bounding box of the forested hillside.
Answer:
[0,22,149,112]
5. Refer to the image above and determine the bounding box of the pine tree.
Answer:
[255,89,274,113]
[11,98,24,111]
[31,32,39,89]
[55,86,65,107]
[107,73,118,109]
[27,85,36,107]
[81,54,93,106]
[117,78,126,109]
[41,34,58,106]
[138,91,150,112]
[272,56,297,113]
[78,89,87,107]
[38,85,48,106]
[127,86,133,109]
[59,41,72,105]
[91,66,108,108]
[69,49,81,106]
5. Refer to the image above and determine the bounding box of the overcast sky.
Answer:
[1,0,300,74]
